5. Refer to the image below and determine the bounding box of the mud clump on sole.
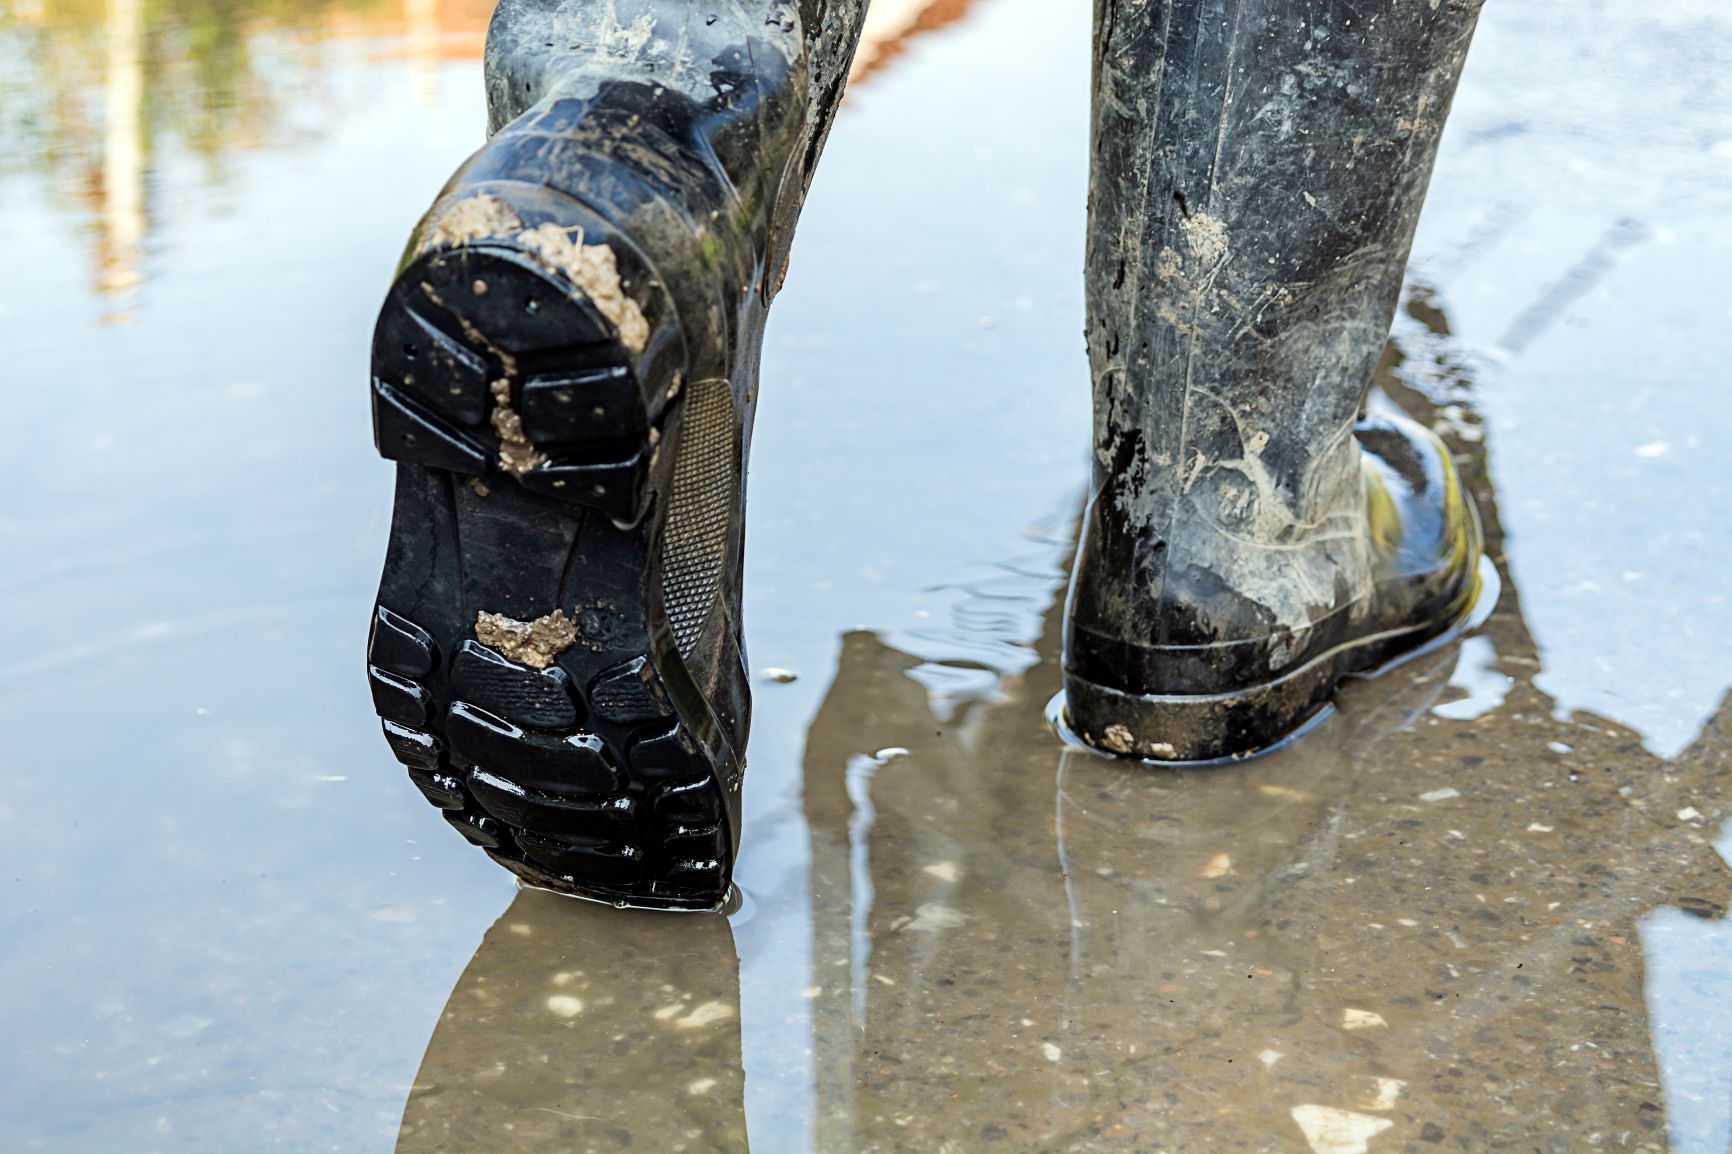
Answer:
[415,198,650,355]
[515,222,650,353]
[475,610,578,669]
[420,193,523,251]
[488,380,546,477]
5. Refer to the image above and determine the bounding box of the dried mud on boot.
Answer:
[364,0,870,908]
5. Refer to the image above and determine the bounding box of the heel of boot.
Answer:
[370,181,689,525]
[1061,554,1493,765]
[1062,667,1339,765]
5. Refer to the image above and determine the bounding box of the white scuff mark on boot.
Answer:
[420,193,523,252]
[1179,448,1208,493]
[475,609,577,669]
[515,223,650,353]
[1194,390,1347,539]
[599,11,655,59]
[1396,92,1434,136]
[1220,480,1255,519]
[1152,250,1201,337]
[1100,724,1135,755]
[1342,1008,1387,1030]
[1291,1105,1393,1154]
[1185,399,1372,639]
[1360,1078,1405,1112]
[1251,74,1304,142]
[489,379,547,476]
[1179,210,1230,267]
[1148,211,1233,337]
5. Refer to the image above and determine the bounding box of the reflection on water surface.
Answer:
[394,344,1732,1151]
[2,0,1731,1151]
[0,0,491,305]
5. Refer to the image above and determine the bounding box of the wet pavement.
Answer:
[3,0,1731,1151]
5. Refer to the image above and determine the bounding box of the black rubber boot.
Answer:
[1063,0,1487,763]
[367,0,867,910]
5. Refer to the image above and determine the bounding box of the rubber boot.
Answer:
[1064,0,1487,762]
[366,0,868,909]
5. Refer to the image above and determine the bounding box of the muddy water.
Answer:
[3,0,1731,1151]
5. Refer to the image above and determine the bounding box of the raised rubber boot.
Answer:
[366,0,868,909]
[1063,0,1487,762]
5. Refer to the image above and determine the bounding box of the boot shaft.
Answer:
[1086,0,1484,554]
[1079,0,1484,656]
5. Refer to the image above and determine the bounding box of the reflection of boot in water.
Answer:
[395,890,747,1153]
[801,334,1732,1149]
[1381,290,1732,1152]
[364,0,870,909]
[1064,0,1488,762]
[804,610,1469,1149]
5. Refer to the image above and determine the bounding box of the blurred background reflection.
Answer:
[3,0,1731,1151]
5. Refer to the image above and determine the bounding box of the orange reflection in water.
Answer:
[0,0,495,312]
[0,0,984,311]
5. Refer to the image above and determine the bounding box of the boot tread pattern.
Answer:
[370,611,729,908]
[367,208,735,910]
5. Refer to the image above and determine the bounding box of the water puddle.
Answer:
[2,0,1730,1151]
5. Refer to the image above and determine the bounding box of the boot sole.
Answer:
[1061,552,1496,766]
[367,191,741,911]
